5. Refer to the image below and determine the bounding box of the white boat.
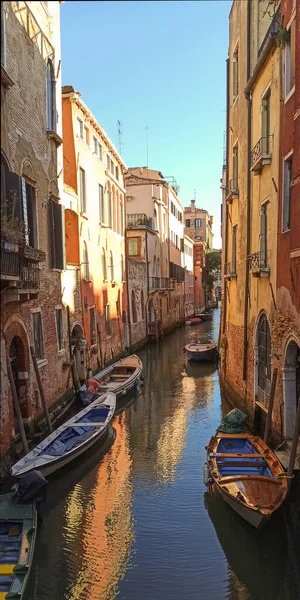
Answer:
[184,341,218,362]
[11,393,116,478]
[79,354,143,405]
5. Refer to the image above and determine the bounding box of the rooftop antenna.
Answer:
[145,125,149,169]
[117,120,125,155]
[194,189,196,201]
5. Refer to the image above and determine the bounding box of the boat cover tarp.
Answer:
[218,408,248,433]
[13,470,48,504]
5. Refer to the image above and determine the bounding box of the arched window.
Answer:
[141,290,145,320]
[120,254,124,281]
[46,60,56,131]
[82,242,90,281]
[131,290,137,323]
[102,248,107,280]
[120,199,124,234]
[107,190,112,228]
[257,314,271,405]
[109,251,114,281]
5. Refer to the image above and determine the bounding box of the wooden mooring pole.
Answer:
[264,368,277,445]
[287,397,300,495]
[30,345,52,434]
[6,358,29,454]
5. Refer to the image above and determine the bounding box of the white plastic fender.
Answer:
[203,462,212,486]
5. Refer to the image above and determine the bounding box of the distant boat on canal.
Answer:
[195,312,213,321]
[186,317,202,326]
[184,340,218,362]
[79,354,143,405]
[11,393,116,478]
[204,417,288,528]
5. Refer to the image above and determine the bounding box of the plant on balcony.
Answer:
[275,22,290,48]
[1,193,28,244]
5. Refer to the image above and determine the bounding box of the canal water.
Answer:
[27,308,300,600]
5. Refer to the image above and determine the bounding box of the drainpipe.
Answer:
[145,229,149,337]
[222,57,230,335]
[243,0,252,381]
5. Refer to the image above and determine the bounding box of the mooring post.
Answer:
[30,345,53,433]
[264,368,277,445]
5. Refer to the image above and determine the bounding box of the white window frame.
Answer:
[77,117,84,140]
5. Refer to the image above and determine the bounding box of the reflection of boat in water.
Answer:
[205,431,288,528]
[204,486,300,600]
[185,360,217,379]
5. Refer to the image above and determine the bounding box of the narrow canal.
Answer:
[28,308,300,600]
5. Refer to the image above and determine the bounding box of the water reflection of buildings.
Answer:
[64,413,133,600]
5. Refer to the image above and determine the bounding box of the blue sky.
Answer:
[60,1,231,248]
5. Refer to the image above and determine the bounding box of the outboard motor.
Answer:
[12,470,48,523]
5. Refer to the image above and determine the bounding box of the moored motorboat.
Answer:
[186,317,202,326]
[79,354,143,405]
[0,471,47,600]
[203,410,288,528]
[184,341,218,362]
[195,312,213,321]
[11,393,116,478]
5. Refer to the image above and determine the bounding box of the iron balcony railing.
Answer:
[126,213,154,230]
[251,136,272,169]
[149,277,170,291]
[225,179,238,199]
[248,251,268,271]
[1,240,43,289]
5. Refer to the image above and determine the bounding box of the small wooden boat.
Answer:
[186,317,202,326]
[0,471,47,600]
[204,432,288,528]
[195,312,213,321]
[79,354,143,405]
[11,393,116,478]
[184,341,218,361]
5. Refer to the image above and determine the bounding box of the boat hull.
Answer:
[0,492,37,600]
[186,347,217,362]
[80,354,143,404]
[218,485,269,529]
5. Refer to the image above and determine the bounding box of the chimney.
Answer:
[191,199,195,208]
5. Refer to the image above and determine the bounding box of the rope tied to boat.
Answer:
[275,473,295,479]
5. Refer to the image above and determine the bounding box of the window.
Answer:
[120,201,124,234]
[282,155,292,232]
[105,304,111,336]
[120,254,124,281]
[82,242,90,281]
[49,197,64,269]
[98,142,102,160]
[260,203,267,268]
[109,251,114,281]
[131,290,137,323]
[185,219,191,227]
[102,248,107,280]
[107,191,112,228]
[84,126,89,145]
[285,20,295,96]
[55,308,63,350]
[89,307,96,345]
[79,167,86,213]
[21,178,38,248]
[128,238,138,256]
[115,166,119,181]
[107,154,110,169]
[261,90,271,154]
[233,145,238,191]
[257,314,271,405]
[76,117,84,140]
[99,184,104,223]
[33,311,45,360]
[232,225,237,274]
[195,218,201,228]
[141,290,145,319]
[116,299,120,317]
[46,60,56,131]
[110,159,114,177]
[233,47,239,100]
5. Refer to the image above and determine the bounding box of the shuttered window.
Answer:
[261,91,271,154]
[282,156,292,232]
[79,167,86,213]
[233,145,238,191]
[46,60,56,131]
[99,184,104,223]
[232,225,237,273]
[260,204,267,268]
[233,48,239,99]
[33,311,45,360]
[285,20,295,96]
[49,198,64,270]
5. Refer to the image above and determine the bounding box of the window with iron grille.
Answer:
[257,314,271,405]
[33,311,45,360]
[105,304,111,336]
[89,307,96,345]
[55,308,63,350]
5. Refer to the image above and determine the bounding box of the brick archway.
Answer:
[4,317,32,421]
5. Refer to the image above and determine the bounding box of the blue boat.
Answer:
[11,393,116,478]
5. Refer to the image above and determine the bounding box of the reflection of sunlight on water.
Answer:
[156,407,187,484]
[62,413,134,600]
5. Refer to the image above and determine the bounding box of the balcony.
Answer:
[248,251,270,277]
[127,213,154,230]
[1,239,46,301]
[251,136,272,174]
[225,179,239,203]
[149,277,170,291]
[224,262,237,280]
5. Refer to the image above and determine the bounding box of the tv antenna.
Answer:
[117,120,125,155]
[145,125,149,168]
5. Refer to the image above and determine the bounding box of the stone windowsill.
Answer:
[47,130,63,147]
